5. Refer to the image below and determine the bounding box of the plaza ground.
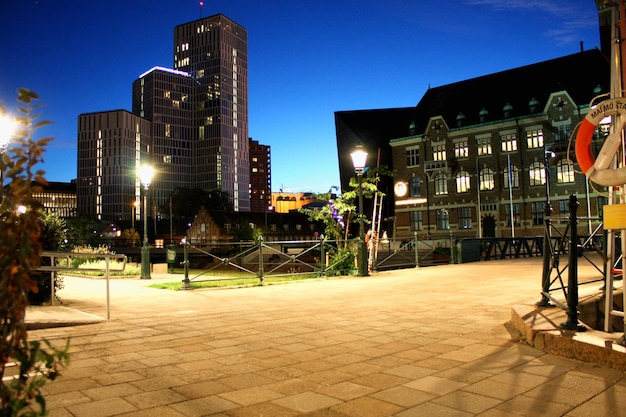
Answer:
[26,257,626,416]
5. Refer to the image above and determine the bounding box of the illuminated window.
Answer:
[529,162,546,186]
[500,132,517,152]
[454,140,468,159]
[503,164,519,188]
[556,159,575,183]
[479,168,495,191]
[526,129,544,148]
[432,144,446,161]
[434,173,448,196]
[455,170,471,193]
[477,136,492,156]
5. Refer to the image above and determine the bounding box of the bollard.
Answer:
[537,201,554,307]
[181,241,192,290]
[258,235,264,283]
[560,195,585,331]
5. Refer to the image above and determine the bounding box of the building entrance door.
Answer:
[482,215,496,238]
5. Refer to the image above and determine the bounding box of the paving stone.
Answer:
[433,390,503,414]
[403,375,468,396]
[370,386,437,407]
[272,391,342,413]
[66,398,137,417]
[217,386,283,406]
[28,258,626,417]
[330,396,403,417]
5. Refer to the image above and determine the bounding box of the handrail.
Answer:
[37,251,128,320]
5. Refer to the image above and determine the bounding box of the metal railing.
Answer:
[180,237,360,285]
[537,195,606,331]
[37,251,128,320]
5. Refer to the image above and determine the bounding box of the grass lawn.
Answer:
[149,270,324,290]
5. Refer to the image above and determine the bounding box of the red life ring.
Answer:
[575,97,626,186]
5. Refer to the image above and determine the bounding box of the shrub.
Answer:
[0,89,70,415]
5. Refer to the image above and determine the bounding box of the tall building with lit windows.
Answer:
[78,14,253,222]
[132,66,197,212]
[173,14,250,212]
[249,138,271,213]
[77,110,152,222]
[335,49,610,241]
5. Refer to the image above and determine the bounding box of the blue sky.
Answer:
[0,0,600,193]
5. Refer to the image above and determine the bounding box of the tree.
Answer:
[162,188,233,222]
[301,166,390,245]
[0,89,70,415]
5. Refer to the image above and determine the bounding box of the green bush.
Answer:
[0,89,70,415]
[325,247,356,276]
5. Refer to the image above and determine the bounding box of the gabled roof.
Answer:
[413,49,609,131]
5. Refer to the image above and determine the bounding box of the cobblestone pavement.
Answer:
[27,258,626,416]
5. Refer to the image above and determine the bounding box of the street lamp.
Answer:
[139,165,154,279]
[0,113,18,150]
[351,145,368,277]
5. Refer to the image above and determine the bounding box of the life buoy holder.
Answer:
[575,97,626,186]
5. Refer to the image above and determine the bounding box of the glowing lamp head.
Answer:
[138,165,154,189]
[350,146,368,175]
[0,114,18,149]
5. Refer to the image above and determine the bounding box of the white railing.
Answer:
[37,251,127,320]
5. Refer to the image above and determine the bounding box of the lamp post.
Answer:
[132,200,139,231]
[351,146,368,277]
[139,165,154,279]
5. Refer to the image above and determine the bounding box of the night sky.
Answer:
[0,0,601,193]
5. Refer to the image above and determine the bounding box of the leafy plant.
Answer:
[29,213,69,305]
[0,89,70,415]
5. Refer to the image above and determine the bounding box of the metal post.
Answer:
[140,190,151,279]
[537,201,554,306]
[357,173,368,276]
[561,194,585,331]
[258,235,264,283]
[182,241,192,290]
[320,235,326,278]
[414,231,420,268]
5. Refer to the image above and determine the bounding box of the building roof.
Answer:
[335,49,610,196]
[412,49,609,132]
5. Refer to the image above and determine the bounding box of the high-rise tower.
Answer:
[132,67,197,211]
[78,14,260,224]
[174,14,250,212]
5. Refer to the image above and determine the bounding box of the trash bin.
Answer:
[454,239,482,263]
[166,244,177,273]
